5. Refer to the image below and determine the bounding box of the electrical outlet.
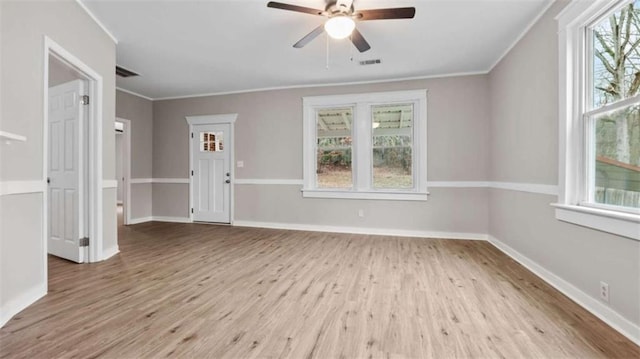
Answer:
[600,281,609,303]
[358,209,364,217]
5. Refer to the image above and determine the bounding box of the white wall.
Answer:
[0,0,116,327]
[115,90,154,220]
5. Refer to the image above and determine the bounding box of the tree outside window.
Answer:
[591,0,640,208]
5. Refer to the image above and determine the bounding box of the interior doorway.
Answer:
[115,118,131,225]
[45,37,104,265]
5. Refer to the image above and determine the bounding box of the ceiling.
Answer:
[82,0,551,100]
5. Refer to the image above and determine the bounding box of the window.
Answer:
[316,107,354,189]
[372,104,414,190]
[200,131,223,152]
[303,90,427,200]
[556,0,640,240]
[588,3,640,211]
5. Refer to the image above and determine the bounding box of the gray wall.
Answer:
[0,0,116,322]
[489,0,639,328]
[115,90,153,219]
[49,56,83,87]
[152,75,491,235]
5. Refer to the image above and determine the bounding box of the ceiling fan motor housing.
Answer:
[266,1,415,52]
[325,0,354,17]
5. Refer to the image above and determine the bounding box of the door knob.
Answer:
[225,179,230,184]
[226,172,230,177]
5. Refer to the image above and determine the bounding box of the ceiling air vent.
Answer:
[359,59,382,66]
[115,66,139,78]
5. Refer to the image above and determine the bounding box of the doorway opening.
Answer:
[115,118,131,226]
[44,37,104,266]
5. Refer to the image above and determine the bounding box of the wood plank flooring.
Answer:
[1,219,638,358]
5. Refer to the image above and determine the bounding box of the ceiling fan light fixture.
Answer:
[324,15,355,39]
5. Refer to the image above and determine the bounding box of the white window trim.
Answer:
[302,90,428,201]
[556,0,640,241]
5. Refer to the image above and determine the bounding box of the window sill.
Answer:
[302,189,429,201]
[552,203,640,241]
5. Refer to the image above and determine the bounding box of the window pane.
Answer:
[200,131,223,152]
[592,1,640,109]
[593,104,640,208]
[372,104,413,189]
[316,107,353,189]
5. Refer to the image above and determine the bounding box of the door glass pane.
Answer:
[200,131,223,152]
[316,107,353,189]
[591,1,640,109]
[593,104,640,208]
[372,104,413,189]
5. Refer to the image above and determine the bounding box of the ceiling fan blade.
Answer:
[356,7,416,21]
[350,28,371,52]
[267,2,324,16]
[293,25,325,48]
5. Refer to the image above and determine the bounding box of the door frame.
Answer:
[116,118,132,225]
[185,114,237,224]
[44,36,104,265]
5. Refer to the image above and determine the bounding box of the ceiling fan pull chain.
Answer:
[350,33,354,62]
[326,33,330,70]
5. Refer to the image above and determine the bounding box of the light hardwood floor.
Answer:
[1,218,638,358]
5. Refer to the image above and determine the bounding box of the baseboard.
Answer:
[152,216,192,223]
[129,216,153,225]
[126,217,486,240]
[101,246,119,260]
[128,216,191,224]
[233,220,488,241]
[488,235,640,346]
[0,283,47,328]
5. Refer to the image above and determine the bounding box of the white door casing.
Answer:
[48,79,87,263]
[191,124,231,223]
[44,37,105,266]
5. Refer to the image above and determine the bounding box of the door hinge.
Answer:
[80,95,90,105]
[79,237,89,247]
[191,132,194,138]
[191,208,194,214]
[191,170,194,176]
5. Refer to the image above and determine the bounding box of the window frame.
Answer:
[302,90,428,201]
[555,0,640,240]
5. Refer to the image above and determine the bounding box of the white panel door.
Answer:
[48,79,86,263]
[191,124,231,223]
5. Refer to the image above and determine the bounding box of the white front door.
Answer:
[191,124,231,223]
[48,79,86,263]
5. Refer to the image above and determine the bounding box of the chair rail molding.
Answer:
[0,181,46,196]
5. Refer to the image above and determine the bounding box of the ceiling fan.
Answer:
[267,0,415,53]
